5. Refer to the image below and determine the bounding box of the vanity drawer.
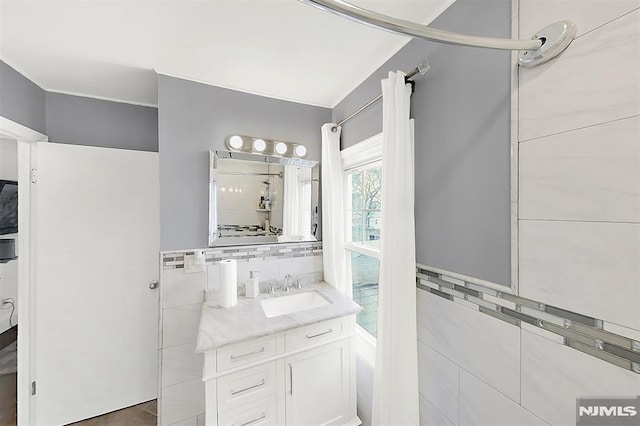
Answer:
[285,317,348,352]
[217,335,283,372]
[217,395,278,426]
[217,361,277,412]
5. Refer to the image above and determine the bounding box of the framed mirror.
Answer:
[209,150,320,246]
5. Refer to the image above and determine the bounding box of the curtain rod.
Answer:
[332,59,429,132]
[299,0,576,68]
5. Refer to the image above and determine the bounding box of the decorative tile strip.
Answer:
[161,241,323,269]
[416,265,640,375]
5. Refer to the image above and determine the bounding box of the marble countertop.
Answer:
[196,282,363,353]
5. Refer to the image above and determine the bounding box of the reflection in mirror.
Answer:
[209,151,319,246]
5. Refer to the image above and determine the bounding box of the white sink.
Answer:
[261,291,331,318]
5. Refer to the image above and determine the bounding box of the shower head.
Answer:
[263,180,271,185]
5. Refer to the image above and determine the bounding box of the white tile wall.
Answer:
[161,341,204,388]
[207,255,323,297]
[169,416,197,426]
[163,269,206,309]
[162,304,203,349]
[416,290,521,402]
[520,116,640,222]
[419,396,455,426]
[417,341,459,425]
[521,330,640,426]
[160,378,206,426]
[519,9,640,141]
[459,370,548,426]
[519,220,640,330]
[519,0,640,39]
[356,356,374,426]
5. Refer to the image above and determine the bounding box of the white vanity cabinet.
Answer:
[202,315,360,426]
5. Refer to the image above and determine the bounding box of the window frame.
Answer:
[341,133,383,367]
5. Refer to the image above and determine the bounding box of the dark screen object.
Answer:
[0,180,18,235]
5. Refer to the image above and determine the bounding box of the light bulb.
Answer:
[275,142,287,155]
[229,135,243,150]
[253,139,266,152]
[295,145,307,157]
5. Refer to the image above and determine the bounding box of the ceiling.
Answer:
[0,0,454,108]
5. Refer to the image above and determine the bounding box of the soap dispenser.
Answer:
[246,270,260,298]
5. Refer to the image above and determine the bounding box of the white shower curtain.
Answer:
[321,123,348,294]
[372,72,419,425]
[282,165,300,237]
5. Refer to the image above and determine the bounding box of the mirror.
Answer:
[209,150,320,246]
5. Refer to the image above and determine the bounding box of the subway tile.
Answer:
[160,378,205,426]
[279,254,324,277]
[418,341,459,425]
[416,289,521,402]
[196,414,205,426]
[519,9,640,141]
[419,396,455,426]
[168,416,197,426]
[459,369,548,426]
[520,322,565,345]
[356,357,374,426]
[519,0,640,39]
[521,330,640,425]
[161,341,203,388]
[519,220,640,330]
[520,117,640,223]
[162,269,205,309]
[162,304,202,348]
[236,257,281,285]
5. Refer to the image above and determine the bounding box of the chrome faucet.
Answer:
[266,282,275,294]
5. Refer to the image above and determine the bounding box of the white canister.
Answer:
[246,270,260,298]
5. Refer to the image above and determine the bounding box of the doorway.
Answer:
[0,136,19,426]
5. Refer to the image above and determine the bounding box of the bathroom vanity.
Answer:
[197,282,362,426]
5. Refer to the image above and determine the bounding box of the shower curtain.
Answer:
[282,165,300,238]
[320,124,347,294]
[372,71,419,425]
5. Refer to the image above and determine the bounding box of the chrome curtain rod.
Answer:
[332,59,429,132]
[299,0,576,68]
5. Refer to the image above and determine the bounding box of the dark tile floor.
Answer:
[0,339,157,426]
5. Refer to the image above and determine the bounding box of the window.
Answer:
[342,134,383,341]
[346,165,381,337]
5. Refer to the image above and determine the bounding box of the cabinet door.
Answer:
[285,340,349,426]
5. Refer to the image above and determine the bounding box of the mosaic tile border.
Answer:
[416,265,640,375]
[162,241,323,269]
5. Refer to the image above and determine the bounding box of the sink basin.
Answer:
[261,291,331,318]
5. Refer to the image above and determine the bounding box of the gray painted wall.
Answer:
[333,0,512,287]
[158,74,331,251]
[0,61,46,134]
[46,92,158,152]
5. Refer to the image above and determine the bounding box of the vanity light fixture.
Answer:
[228,135,244,150]
[275,142,288,155]
[224,134,308,159]
[253,139,267,152]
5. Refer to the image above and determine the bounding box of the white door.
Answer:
[285,340,350,426]
[32,142,160,425]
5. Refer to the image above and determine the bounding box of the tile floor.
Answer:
[0,339,157,426]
